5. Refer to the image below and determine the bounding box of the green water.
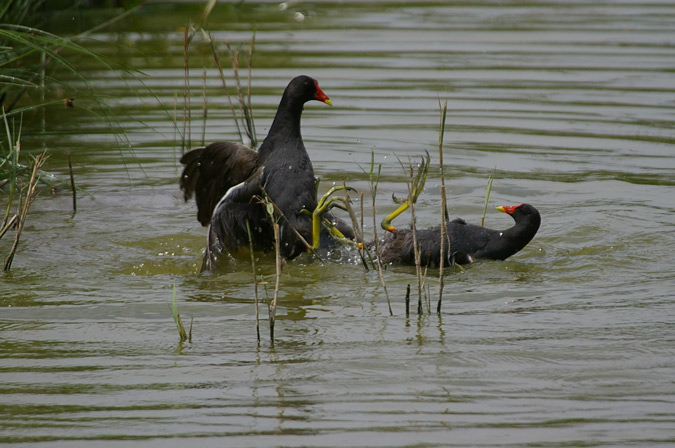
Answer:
[2,1,675,446]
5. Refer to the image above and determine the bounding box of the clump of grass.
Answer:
[398,156,423,314]
[224,36,256,147]
[179,6,257,153]
[1,1,143,118]
[367,150,393,316]
[1,109,48,271]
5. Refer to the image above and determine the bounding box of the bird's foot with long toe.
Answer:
[380,152,431,233]
[309,185,357,250]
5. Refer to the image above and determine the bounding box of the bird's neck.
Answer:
[499,214,541,255]
[268,97,304,140]
[257,99,304,161]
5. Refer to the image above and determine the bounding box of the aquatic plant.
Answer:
[171,279,192,343]
[481,169,496,227]
[1,1,143,269]
[367,150,393,315]
[437,101,449,313]
[179,10,256,152]
[0,0,142,118]
[0,110,48,271]
[398,155,425,313]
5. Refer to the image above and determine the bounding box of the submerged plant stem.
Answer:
[67,151,76,217]
[246,219,261,342]
[399,158,423,313]
[270,220,281,343]
[437,101,449,313]
[369,151,392,316]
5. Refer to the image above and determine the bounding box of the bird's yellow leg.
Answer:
[381,153,431,232]
[317,185,356,209]
[302,204,353,246]
[311,196,351,250]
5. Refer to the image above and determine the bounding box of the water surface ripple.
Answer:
[2,1,675,446]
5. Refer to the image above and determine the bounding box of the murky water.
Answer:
[2,1,675,446]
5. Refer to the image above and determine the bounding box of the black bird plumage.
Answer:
[180,75,353,271]
[378,203,541,266]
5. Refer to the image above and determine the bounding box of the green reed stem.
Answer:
[437,101,448,314]
[171,279,189,343]
[481,168,496,227]
[368,150,392,315]
[245,219,261,342]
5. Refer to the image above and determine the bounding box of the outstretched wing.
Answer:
[180,141,260,226]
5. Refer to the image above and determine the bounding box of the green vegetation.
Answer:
[1,0,142,118]
[171,279,192,343]
[481,169,496,228]
[1,0,142,270]
[0,110,47,271]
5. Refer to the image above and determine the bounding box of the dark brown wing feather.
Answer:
[180,141,260,226]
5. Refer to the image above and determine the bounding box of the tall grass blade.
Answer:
[208,32,243,144]
[67,152,76,217]
[4,149,46,271]
[246,219,261,342]
[437,101,449,313]
[398,157,423,313]
[171,279,189,342]
[368,150,392,315]
[182,22,193,152]
[481,169,495,227]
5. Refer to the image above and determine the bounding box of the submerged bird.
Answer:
[378,203,541,266]
[180,75,353,271]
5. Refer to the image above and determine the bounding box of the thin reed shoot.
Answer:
[171,280,192,343]
[3,149,46,271]
[481,169,496,227]
[367,150,392,316]
[246,219,261,342]
[260,196,282,343]
[398,157,423,312]
[437,101,449,313]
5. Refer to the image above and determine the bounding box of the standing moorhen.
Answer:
[180,75,353,271]
[378,203,541,266]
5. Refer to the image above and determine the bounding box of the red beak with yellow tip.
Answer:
[314,81,332,106]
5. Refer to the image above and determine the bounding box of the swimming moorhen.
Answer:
[180,75,353,271]
[378,203,541,266]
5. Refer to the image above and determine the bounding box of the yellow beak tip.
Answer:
[496,206,506,213]
[324,99,333,107]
